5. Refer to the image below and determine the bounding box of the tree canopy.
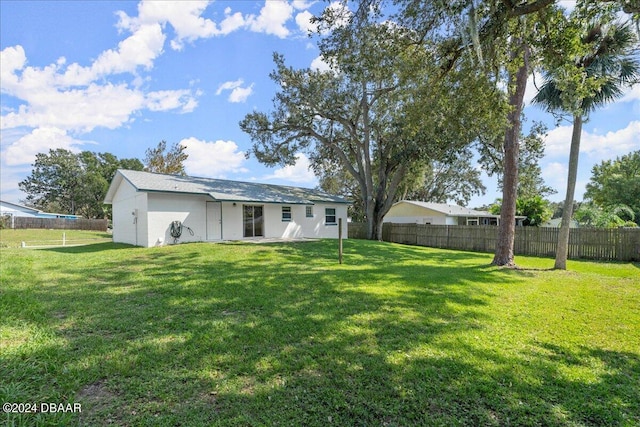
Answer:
[401,150,486,206]
[19,149,143,218]
[574,202,637,227]
[144,140,188,175]
[240,18,505,239]
[585,150,640,222]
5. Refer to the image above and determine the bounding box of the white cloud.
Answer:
[216,79,244,95]
[49,22,166,88]
[0,45,27,94]
[218,9,247,35]
[544,125,574,157]
[145,89,199,112]
[318,1,351,33]
[558,1,576,13]
[0,165,31,204]
[216,79,254,103]
[263,153,317,184]
[0,34,199,140]
[292,1,315,10]
[310,55,331,72]
[619,84,640,104]
[523,71,543,108]
[179,137,247,177]
[118,1,217,50]
[541,161,568,194]
[91,23,165,75]
[542,161,591,201]
[2,83,141,132]
[296,10,317,34]
[228,85,254,103]
[118,0,312,45]
[1,79,196,134]
[545,121,640,160]
[582,121,640,159]
[3,127,85,166]
[541,121,640,201]
[1,0,305,148]
[246,1,294,38]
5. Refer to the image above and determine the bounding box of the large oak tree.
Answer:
[241,19,505,240]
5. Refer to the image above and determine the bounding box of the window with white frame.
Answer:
[325,207,336,225]
[282,206,292,222]
[306,206,313,218]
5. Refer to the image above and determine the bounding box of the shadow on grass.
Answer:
[38,242,133,254]
[1,240,638,426]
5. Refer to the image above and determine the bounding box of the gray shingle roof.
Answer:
[105,169,349,205]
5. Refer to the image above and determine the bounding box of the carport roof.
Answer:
[104,169,350,205]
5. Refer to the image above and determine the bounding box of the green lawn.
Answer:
[1,237,639,426]
[0,229,111,248]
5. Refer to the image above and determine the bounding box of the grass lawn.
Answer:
[0,229,111,248]
[1,237,639,426]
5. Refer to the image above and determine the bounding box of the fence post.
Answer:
[63,232,66,246]
[338,218,343,264]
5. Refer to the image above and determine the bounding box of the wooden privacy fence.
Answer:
[348,222,640,262]
[10,217,108,232]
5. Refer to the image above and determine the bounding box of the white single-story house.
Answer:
[0,200,81,219]
[383,200,526,226]
[104,169,350,247]
[541,218,579,228]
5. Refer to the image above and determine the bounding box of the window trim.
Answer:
[306,206,313,218]
[325,207,337,225]
[282,206,292,222]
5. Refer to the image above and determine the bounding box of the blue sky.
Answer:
[1,1,638,210]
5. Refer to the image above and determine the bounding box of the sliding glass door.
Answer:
[243,205,264,238]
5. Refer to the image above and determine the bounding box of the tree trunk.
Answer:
[492,41,530,267]
[365,204,386,241]
[373,217,384,241]
[554,114,582,270]
[365,196,375,240]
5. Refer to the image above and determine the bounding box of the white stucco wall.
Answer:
[111,180,147,246]
[146,193,208,247]
[112,186,348,247]
[220,202,242,240]
[383,203,451,225]
[222,203,348,240]
[382,215,450,225]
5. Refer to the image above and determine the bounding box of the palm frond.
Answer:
[534,19,640,116]
[531,79,563,112]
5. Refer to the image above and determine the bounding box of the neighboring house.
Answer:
[541,218,579,228]
[104,169,350,247]
[0,200,80,219]
[383,200,526,226]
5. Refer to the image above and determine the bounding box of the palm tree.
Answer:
[533,19,639,269]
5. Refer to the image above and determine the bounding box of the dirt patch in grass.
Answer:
[76,380,119,424]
